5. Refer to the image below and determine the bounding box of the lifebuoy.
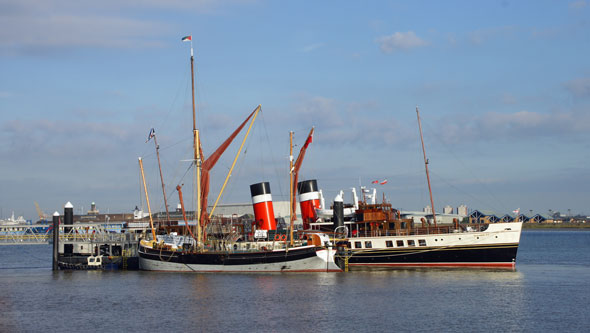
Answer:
[280,234,287,241]
[274,234,281,241]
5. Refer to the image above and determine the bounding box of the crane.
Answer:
[34,202,48,222]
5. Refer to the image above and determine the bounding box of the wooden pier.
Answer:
[1,222,143,270]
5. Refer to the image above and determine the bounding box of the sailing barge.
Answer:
[138,232,339,272]
[137,36,340,273]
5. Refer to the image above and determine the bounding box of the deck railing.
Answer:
[348,223,489,238]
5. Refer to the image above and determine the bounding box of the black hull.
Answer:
[139,245,320,266]
[342,243,519,269]
[57,255,139,270]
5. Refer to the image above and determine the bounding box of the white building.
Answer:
[457,205,468,217]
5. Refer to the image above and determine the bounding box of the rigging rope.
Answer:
[419,116,508,213]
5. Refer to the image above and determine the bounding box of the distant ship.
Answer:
[0,212,27,225]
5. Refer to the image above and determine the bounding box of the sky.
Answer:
[1,0,589,221]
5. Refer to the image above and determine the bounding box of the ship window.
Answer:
[407,240,415,247]
[347,242,352,248]
[388,223,395,229]
[365,241,372,248]
[396,240,404,247]
[418,239,426,246]
[355,241,362,248]
[386,240,393,247]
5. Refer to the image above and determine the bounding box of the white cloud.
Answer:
[0,4,168,54]
[377,31,427,54]
[467,26,516,45]
[0,0,257,55]
[282,95,413,147]
[301,43,324,53]
[1,15,168,50]
[0,90,14,98]
[1,118,138,158]
[275,94,590,149]
[564,77,590,98]
[437,109,589,144]
[482,110,550,128]
[569,1,587,9]
[501,93,518,105]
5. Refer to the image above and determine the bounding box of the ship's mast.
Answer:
[186,36,203,248]
[151,131,171,226]
[416,107,437,228]
[138,157,157,241]
[289,131,295,247]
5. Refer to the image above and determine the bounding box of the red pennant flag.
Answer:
[303,132,313,148]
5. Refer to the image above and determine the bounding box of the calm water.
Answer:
[1,230,589,332]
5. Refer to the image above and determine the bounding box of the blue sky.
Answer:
[1,0,589,220]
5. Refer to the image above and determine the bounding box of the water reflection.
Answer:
[2,232,590,331]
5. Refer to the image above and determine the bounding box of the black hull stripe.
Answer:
[138,246,320,266]
[344,244,519,264]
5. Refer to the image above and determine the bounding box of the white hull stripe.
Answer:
[139,249,342,272]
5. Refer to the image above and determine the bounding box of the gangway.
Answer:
[0,224,52,245]
[0,222,143,248]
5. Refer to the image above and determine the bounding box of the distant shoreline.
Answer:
[523,223,590,230]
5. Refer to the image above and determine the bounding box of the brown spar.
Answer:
[176,184,195,239]
[291,127,314,219]
[198,106,261,226]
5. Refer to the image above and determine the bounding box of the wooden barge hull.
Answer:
[138,245,341,272]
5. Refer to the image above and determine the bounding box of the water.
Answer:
[1,230,589,332]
